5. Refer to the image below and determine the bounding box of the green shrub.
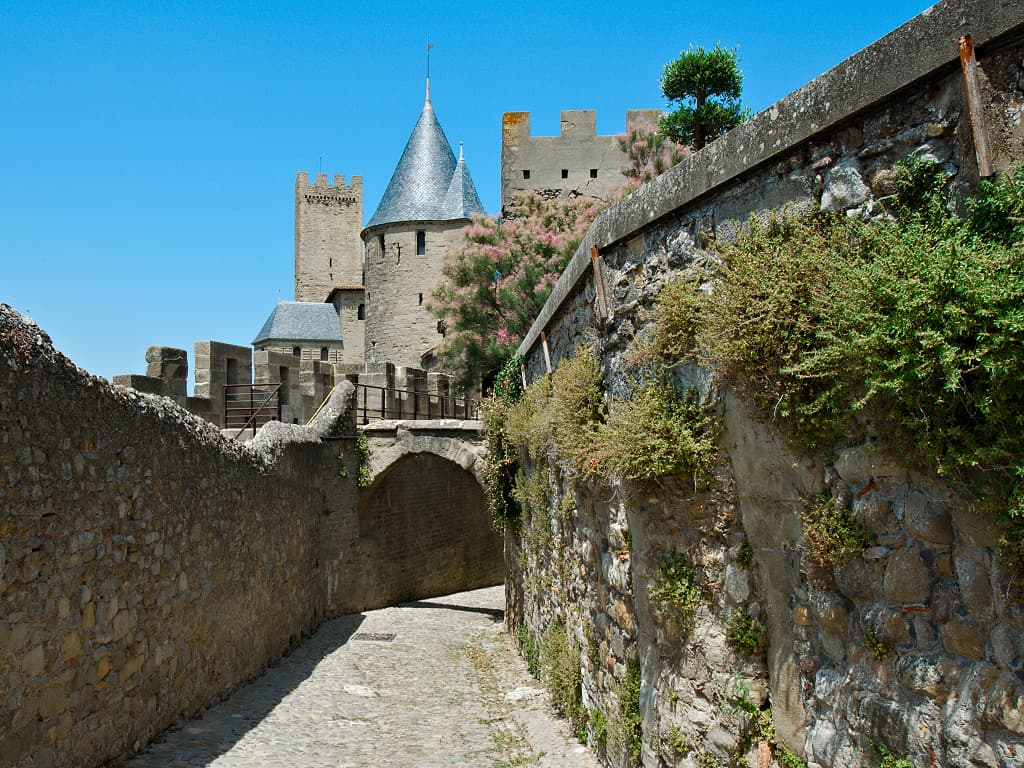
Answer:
[649,553,707,632]
[864,632,894,662]
[355,431,372,488]
[876,745,915,768]
[608,658,643,767]
[518,623,540,677]
[800,494,874,574]
[595,382,719,486]
[726,613,768,657]
[539,623,586,740]
[549,347,606,474]
[589,707,608,752]
[668,725,690,756]
[777,746,808,768]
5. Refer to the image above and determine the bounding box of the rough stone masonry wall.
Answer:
[511,3,1024,767]
[0,304,365,768]
[0,307,502,768]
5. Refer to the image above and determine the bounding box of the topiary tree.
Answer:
[658,43,751,150]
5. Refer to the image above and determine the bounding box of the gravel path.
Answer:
[125,586,599,767]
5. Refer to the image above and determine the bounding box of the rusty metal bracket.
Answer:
[959,34,993,178]
[541,331,553,374]
[590,245,610,321]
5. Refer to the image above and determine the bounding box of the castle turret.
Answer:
[361,84,485,369]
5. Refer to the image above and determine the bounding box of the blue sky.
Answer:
[1,0,934,385]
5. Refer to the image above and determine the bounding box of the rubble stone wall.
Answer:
[511,3,1024,766]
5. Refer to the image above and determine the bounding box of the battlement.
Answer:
[502,109,663,140]
[500,107,663,212]
[295,171,363,195]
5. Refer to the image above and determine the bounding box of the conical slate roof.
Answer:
[366,96,485,228]
[441,145,485,220]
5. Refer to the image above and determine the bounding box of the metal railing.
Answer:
[224,383,282,438]
[353,383,477,425]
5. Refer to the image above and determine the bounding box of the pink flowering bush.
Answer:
[617,122,688,190]
[430,192,602,391]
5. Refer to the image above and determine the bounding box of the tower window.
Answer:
[292,347,301,357]
[377,234,385,262]
[357,304,365,320]
[561,169,568,179]
[590,168,598,178]
[416,230,426,255]
[320,347,328,361]
[522,170,531,180]
[419,293,423,306]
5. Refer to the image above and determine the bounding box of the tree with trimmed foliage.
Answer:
[658,44,751,150]
[430,192,602,392]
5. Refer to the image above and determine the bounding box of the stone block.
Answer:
[905,492,953,546]
[883,548,932,603]
[940,619,986,660]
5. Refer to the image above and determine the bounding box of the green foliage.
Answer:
[481,356,526,530]
[649,552,707,632]
[864,632,894,662]
[726,613,768,657]
[549,347,607,474]
[355,431,372,488]
[735,540,755,570]
[800,494,874,573]
[659,44,751,149]
[431,193,603,391]
[518,623,540,677]
[609,658,643,767]
[668,726,690,756]
[596,382,719,486]
[589,708,609,752]
[727,676,775,761]
[969,164,1024,245]
[702,160,1024,580]
[539,623,586,741]
[876,745,915,768]
[617,119,688,190]
[777,746,809,768]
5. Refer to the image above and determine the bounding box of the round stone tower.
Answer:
[360,83,485,369]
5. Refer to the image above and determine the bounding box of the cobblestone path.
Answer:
[126,586,599,767]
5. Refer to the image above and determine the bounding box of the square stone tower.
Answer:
[294,172,364,303]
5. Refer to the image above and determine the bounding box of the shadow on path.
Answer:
[400,598,504,621]
[126,613,366,767]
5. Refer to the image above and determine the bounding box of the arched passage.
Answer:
[354,452,503,607]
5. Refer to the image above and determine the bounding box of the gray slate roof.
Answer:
[366,99,486,229]
[252,302,343,345]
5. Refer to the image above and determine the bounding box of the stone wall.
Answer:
[293,172,363,304]
[500,109,663,212]
[510,3,1024,766]
[361,220,468,369]
[0,304,501,768]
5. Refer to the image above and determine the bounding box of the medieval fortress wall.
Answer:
[500,108,663,211]
[512,3,1024,767]
[0,303,501,768]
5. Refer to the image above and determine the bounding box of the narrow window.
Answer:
[320,347,328,361]
[328,257,332,268]
[590,168,598,178]
[377,234,385,262]
[522,169,531,180]
[357,303,365,320]
[416,230,426,255]
[561,169,568,179]
[418,293,423,306]
[292,346,300,357]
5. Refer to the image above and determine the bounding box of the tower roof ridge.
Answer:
[365,100,483,229]
[441,143,485,220]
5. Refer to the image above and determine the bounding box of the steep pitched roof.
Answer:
[441,144,485,220]
[366,96,485,228]
[252,302,343,346]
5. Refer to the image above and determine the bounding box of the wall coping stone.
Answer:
[518,0,1024,360]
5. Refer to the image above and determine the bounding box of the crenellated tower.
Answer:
[294,172,363,303]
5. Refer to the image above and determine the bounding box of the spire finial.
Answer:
[459,141,464,161]
[426,39,433,104]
